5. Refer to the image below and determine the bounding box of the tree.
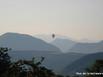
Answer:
[0,47,65,77]
[0,47,11,77]
[86,60,103,77]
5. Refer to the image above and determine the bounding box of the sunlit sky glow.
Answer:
[0,0,103,41]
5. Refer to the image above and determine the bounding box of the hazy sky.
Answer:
[0,0,103,41]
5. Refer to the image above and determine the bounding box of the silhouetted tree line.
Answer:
[0,47,103,77]
[0,47,66,77]
[85,60,103,77]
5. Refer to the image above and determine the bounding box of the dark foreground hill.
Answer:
[62,52,103,75]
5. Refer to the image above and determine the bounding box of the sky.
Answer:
[0,0,103,41]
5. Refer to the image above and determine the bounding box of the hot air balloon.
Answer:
[52,34,55,39]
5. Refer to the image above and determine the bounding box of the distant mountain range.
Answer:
[35,34,103,54]
[62,52,103,75]
[0,32,61,53]
[68,41,103,53]
[51,38,76,52]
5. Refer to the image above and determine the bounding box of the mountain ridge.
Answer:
[68,41,103,53]
[0,32,61,53]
